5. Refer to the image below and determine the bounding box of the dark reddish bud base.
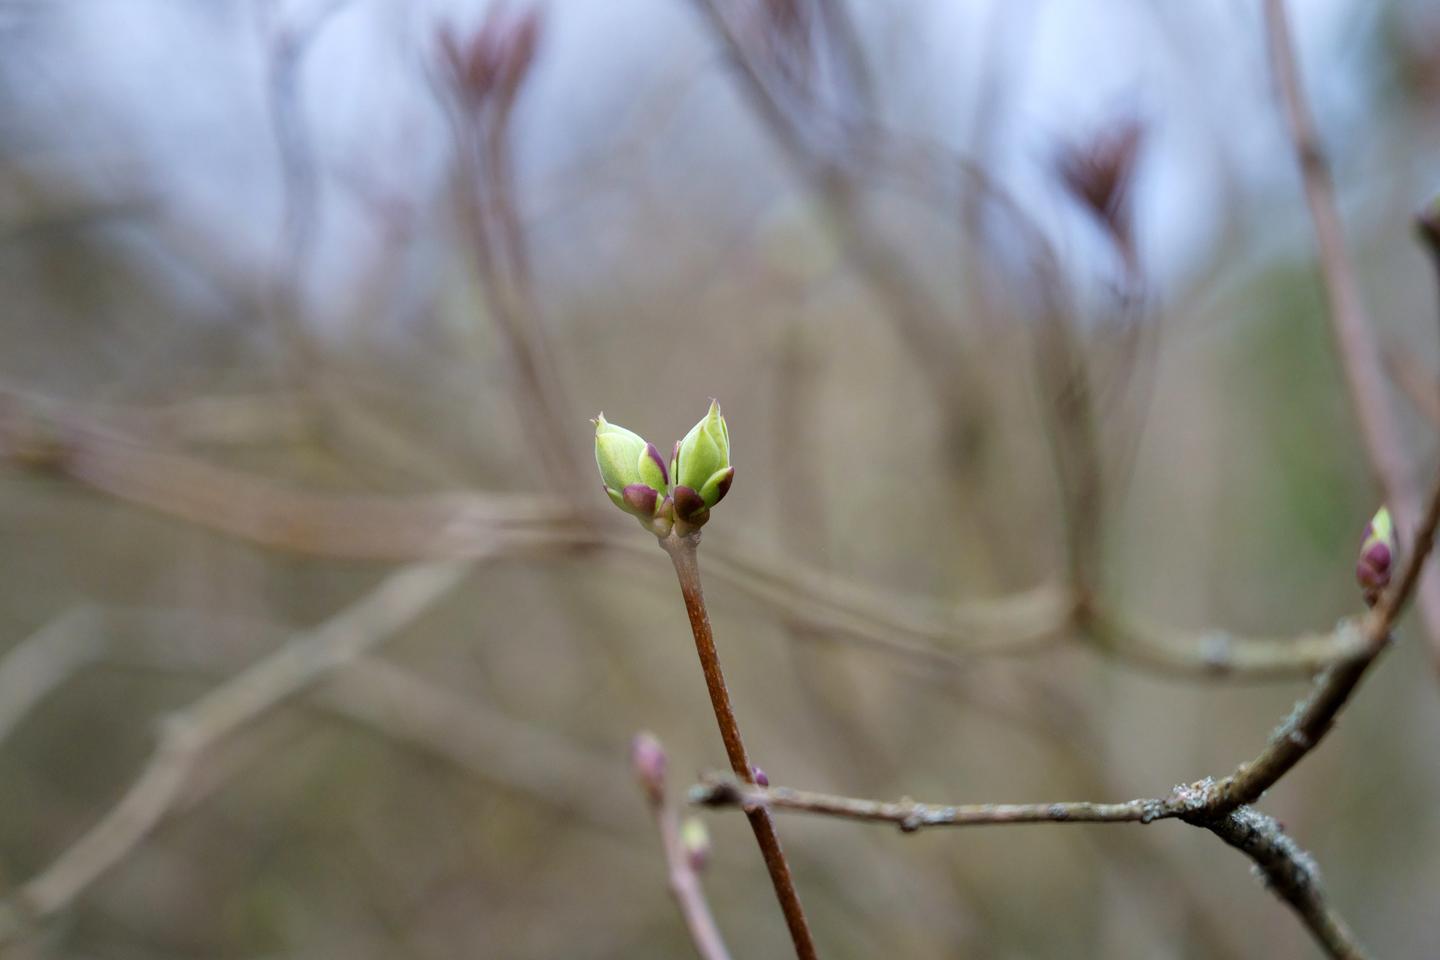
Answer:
[1357,542,1392,608]
[713,466,734,502]
[672,485,709,525]
[622,483,659,517]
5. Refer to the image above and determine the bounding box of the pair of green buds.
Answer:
[594,400,734,536]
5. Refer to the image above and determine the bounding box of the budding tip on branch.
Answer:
[594,400,733,536]
[680,818,711,873]
[630,731,667,806]
[1357,506,1397,607]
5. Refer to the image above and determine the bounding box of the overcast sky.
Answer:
[1,0,1418,332]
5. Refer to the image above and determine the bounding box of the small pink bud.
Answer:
[1356,507,1397,607]
[752,766,769,787]
[630,731,667,806]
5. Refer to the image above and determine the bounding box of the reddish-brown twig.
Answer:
[660,532,819,960]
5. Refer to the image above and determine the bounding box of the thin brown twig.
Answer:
[660,531,819,960]
[693,777,1170,829]
[692,778,1366,959]
[1262,0,1440,672]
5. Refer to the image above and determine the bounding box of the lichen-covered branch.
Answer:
[692,776,1363,958]
[691,777,1190,831]
[1203,807,1370,960]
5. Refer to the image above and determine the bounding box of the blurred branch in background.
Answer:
[261,0,355,387]
[437,5,581,488]
[0,560,480,943]
[0,605,637,827]
[1262,0,1440,675]
[632,733,732,960]
[0,387,1373,681]
[688,0,998,477]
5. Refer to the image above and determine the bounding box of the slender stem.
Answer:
[693,776,1369,959]
[1262,0,1440,671]
[661,532,820,960]
[654,805,732,960]
[1209,466,1440,812]
[635,737,733,960]
[692,777,1173,830]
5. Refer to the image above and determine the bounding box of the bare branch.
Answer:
[693,776,1366,958]
[1082,607,1366,679]
[0,606,641,838]
[1204,808,1370,960]
[0,392,1374,681]
[1383,343,1440,429]
[1210,468,1440,811]
[633,734,733,960]
[1262,0,1440,669]
[0,606,104,743]
[692,777,1171,830]
[0,561,474,942]
[689,453,1440,958]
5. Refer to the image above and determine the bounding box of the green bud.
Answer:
[595,414,647,491]
[594,414,671,530]
[675,400,732,510]
[680,817,711,873]
[698,465,734,509]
